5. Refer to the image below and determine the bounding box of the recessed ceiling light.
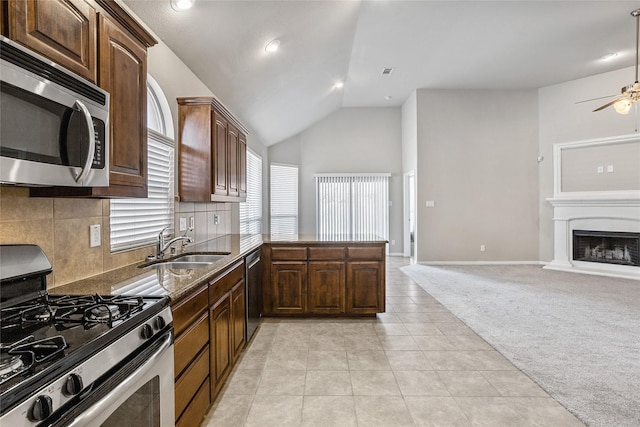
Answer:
[334,81,344,89]
[265,39,280,53]
[170,0,195,11]
[600,52,618,61]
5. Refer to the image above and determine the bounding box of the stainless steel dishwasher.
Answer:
[245,248,262,340]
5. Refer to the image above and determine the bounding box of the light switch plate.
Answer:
[179,217,187,232]
[425,200,435,208]
[607,165,614,173]
[90,224,101,248]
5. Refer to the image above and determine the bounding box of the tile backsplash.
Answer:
[0,187,234,288]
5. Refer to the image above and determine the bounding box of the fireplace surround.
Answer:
[546,134,640,280]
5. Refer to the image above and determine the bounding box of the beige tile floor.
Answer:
[201,257,585,427]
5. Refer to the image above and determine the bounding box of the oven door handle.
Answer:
[72,100,96,184]
[61,332,173,427]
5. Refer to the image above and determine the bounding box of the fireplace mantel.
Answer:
[546,194,640,280]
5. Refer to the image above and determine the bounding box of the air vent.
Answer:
[381,68,394,76]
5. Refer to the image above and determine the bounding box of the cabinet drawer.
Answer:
[175,345,210,419]
[174,312,209,378]
[308,246,345,260]
[210,260,244,304]
[347,246,384,260]
[271,247,307,261]
[176,376,210,427]
[172,285,208,336]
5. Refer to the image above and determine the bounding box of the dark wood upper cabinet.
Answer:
[95,13,147,197]
[6,0,97,82]
[238,133,247,199]
[212,110,229,197]
[12,0,158,198]
[177,97,248,203]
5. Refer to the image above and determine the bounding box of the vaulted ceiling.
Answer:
[123,1,635,146]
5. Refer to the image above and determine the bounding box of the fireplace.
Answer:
[572,230,640,267]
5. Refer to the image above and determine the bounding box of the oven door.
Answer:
[47,331,174,427]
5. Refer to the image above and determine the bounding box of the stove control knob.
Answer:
[154,315,166,330]
[29,395,53,421]
[141,323,154,339]
[63,373,84,396]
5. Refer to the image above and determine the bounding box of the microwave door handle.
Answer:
[72,100,96,183]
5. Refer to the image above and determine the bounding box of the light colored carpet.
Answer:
[400,264,640,427]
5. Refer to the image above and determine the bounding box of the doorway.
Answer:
[403,171,416,262]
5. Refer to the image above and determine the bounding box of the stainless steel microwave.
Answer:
[0,35,109,187]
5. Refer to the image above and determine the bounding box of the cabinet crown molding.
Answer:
[177,96,249,135]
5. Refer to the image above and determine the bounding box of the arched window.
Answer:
[110,75,175,252]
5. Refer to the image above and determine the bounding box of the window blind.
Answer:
[270,163,298,234]
[110,130,175,252]
[315,174,389,241]
[240,150,263,235]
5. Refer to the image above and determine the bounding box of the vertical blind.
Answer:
[270,163,298,234]
[315,174,389,240]
[110,130,175,251]
[239,150,263,235]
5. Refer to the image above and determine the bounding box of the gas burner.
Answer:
[87,304,121,322]
[10,336,67,364]
[0,354,25,378]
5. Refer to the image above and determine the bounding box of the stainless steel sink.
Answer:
[140,253,229,270]
[172,254,227,263]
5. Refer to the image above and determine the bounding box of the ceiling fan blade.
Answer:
[575,94,618,104]
[593,98,623,112]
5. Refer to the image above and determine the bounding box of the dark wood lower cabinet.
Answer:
[209,260,246,400]
[346,261,385,314]
[270,261,307,314]
[176,377,210,427]
[210,293,231,398]
[230,281,246,363]
[263,243,386,316]
[308,261,345,314]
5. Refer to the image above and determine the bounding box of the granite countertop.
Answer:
[50,234,264,302]
[50,233,387,302]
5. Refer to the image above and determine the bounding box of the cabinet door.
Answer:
[212,110,228,196]
[230,280,246,362]
[346,261,384,314]
[98,14,147,197]
[227,124,239,197]
[8,0,97,82]
[210,293,231,399]
[178,103,212,202]
[238,133,247,199]
[308,261,345,314]
[271,261,307,314]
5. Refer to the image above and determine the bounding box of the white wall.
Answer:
[147,41,269,234]
[402,91,418,174]
[269,108,404,253]
[538,65,638,261]
[415,89,540,262]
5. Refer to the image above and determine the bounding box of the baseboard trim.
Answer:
[417,261,545,266]
[388,252,404,257]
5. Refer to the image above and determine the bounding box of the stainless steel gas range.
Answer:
[0,245,175,426]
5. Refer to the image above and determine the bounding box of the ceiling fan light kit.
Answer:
[592,8,640,114]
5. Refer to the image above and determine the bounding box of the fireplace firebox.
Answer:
[573,230,640,267]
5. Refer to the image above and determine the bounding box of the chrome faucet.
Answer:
[156,226,192,259]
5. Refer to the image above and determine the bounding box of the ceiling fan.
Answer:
[586,8,640,114]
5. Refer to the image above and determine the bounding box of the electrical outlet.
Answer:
[480,245,486,252]
[179,217,187,232]
[90,224,101,248]
[425,200,435,208]
[391,239,396,245]
[597,166,604,173]
[607,165,614,173]
[213,214,220,225]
